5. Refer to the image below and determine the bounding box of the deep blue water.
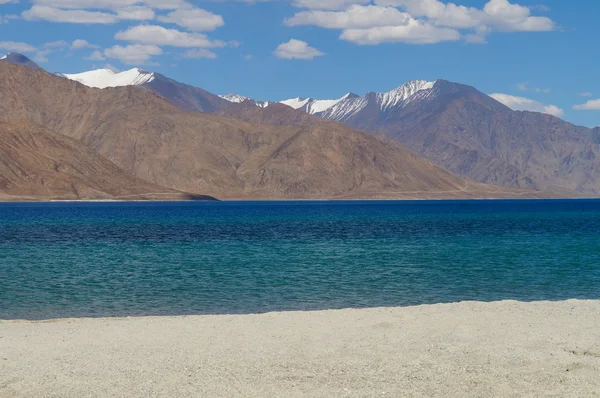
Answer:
[1,200,599,320]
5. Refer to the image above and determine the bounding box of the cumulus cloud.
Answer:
[104,44,163,65]
[287,0,555,45]
[23,5,119,23]
[157,7,224,31]
[580,92,593,97]
[292,0,369,11]
[341,19,460,44]
[85,50,105,60]
[573,99,600,111]
[21,1,221,25]
[0,41,38,53]
[287,5,460,45]
[286,5,412,29]
[116,5,155,20]
[490,93,564,117]
[115,25,226,48]
[26,0,184,9]
[378,0,554,31]
[274,39,324,60]
[71,39,99,49]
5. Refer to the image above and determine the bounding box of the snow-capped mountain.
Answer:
[63,68,155,89]
[61,66,230,113]
[220,80,437,122]
[219,94,250,103]
[219,94,271,108]
[279,93,359,115]
[291,80,436,122]
[0,53,41,70]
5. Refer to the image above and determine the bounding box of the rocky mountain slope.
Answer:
[223,80,600,196]
[0,119,210,201]
[0,62,539,200]
[63,66,231,113]
[338,80,600,194]
[0,53,41,70]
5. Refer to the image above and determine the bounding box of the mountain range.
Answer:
[48,61,600,196]
[0,57,537,201]
[1,52,597,200]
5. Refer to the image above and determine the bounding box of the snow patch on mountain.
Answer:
[220,94,250,103]
[220,94,270,108]
[63,68,155,89]
[280,93,358,115]
[318,80,436,121]
[377,80,434,111]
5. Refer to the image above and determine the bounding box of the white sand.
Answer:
[1,300,599,397]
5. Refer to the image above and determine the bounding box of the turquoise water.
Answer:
[1,200,599,320]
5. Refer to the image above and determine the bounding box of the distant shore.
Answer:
[1,300,599,397]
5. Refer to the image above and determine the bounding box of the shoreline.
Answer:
[2,299,599,397]
[0,196,597,204]
[0,298,596,323]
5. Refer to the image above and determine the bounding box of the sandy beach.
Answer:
[1,300,599,397]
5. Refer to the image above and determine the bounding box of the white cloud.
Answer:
[286,5,411,29]
[182,48,217,59]
[286,5,460,45]
[85,50,105,60]
[573,99,600,111]
[274,39,324,60]
[244,54,253,60]
[288,0,555,45]
[517,82,528,91]
[115,25,225,48]
[379,0,554,32]
[490,93,564,117]
[157,7,224,31]
[71,39,99,49]
[28,0,184,9]
[0,41,37,53]
[104,44,162,65]
[580,92,593,97]
[21,1,194,23]
[292,0,369,11]
[23,5,119,23]
[116,5,155,20]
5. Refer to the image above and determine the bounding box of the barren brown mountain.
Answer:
[0,120,212,201]
[305,80,600,196]
[0,62,546,199]
[215,101,324,126]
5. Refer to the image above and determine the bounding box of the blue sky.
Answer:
[1,0,599,128]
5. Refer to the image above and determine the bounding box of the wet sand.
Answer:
[1,300,599,397]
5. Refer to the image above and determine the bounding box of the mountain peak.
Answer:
[219,94,251,103]
[0,53,41,70]
[63,67,155,89]
[377,80,435,111]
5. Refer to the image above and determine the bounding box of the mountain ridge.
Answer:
[6,54,597,196]
[0,119,213,201]
[0,61,547,200]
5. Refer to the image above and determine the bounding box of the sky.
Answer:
[0,0,599,128]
